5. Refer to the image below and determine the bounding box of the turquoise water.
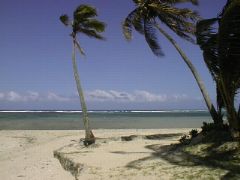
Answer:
[0,110,212,130]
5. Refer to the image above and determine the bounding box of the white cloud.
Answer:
[87,90,115,101]
[0,91,40,102]
[6,91,24,102]
[0,90,197,104]
[27,91,40,101]
[86,90,134,102]
[47,92,71,102]
[86,89,190,103]
[109,90,134,101]
[0,91,72,103]
[134,90,167,102]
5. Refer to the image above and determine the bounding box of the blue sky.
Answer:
[0,0,227,110]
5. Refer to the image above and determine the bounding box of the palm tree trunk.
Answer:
[155,24,222,124]
[72,40,95,145]
[219,77,240,138]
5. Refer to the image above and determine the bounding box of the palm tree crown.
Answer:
[60,5,106,54]
[123,0,199,56]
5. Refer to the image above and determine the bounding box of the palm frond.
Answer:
[202,40,219,80]
[158,13,196,43]
[74,5,97,21]
[144,19,164,56]
[132,15,145,34]
[161,0,198,5]
[79,28,105,40]
[149,3,199,21]
[132,0,145,5]
[149,2,199,42]
[122,9,139,40]
[196,18,218,49]
[81,19,106,32]
[196,18,220,80]
[218,0,240,95]
[60,15,70,26]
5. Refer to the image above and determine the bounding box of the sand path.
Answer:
[0,129,189,180]
[0,130,80,180]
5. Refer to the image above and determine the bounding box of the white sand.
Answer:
[0,129,191,180]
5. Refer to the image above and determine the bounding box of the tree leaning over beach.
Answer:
[60,4,106,146]
[122,0,222,124]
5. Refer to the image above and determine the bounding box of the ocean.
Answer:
[0,110,213,130]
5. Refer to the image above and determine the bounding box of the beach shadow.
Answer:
[111,151,150,154]
[125,141,240,179]
[121,133,183,141]
[144,133,183,140]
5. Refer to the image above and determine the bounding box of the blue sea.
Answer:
[0,110,213,130]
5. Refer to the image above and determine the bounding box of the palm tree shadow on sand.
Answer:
[124,140,240,179]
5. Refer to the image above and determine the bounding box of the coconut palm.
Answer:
[196,0,240,137]
[122,0,222,124]
[60,4,106,145]
[218,0,240,134]
[196,18,225,120]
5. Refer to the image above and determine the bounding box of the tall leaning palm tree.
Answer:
[60,5,106,146]
[123,0,222,124]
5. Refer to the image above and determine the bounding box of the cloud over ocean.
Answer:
[0,90,205,110]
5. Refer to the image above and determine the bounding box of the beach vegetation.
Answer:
[59,4,106,146]
[189,129,198,138]
[179,129,198,145]
[122,0,223,125]
[196,0,240,139]
[179,134,191,145]
[201,122,229,135]
[172,127,240,178]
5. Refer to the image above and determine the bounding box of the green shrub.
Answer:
[201,122,232,142]
[201,122,215,134]
[179,135,191,145]
[201,122,229,135]
[189,129,198,138]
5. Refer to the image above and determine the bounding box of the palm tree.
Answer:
[196,18,225,121]
[122,0,222,124]
[60,5,106,146]
[196,0,240,138]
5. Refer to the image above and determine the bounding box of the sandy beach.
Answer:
[1,129,237,180]
[0,129,187,180]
